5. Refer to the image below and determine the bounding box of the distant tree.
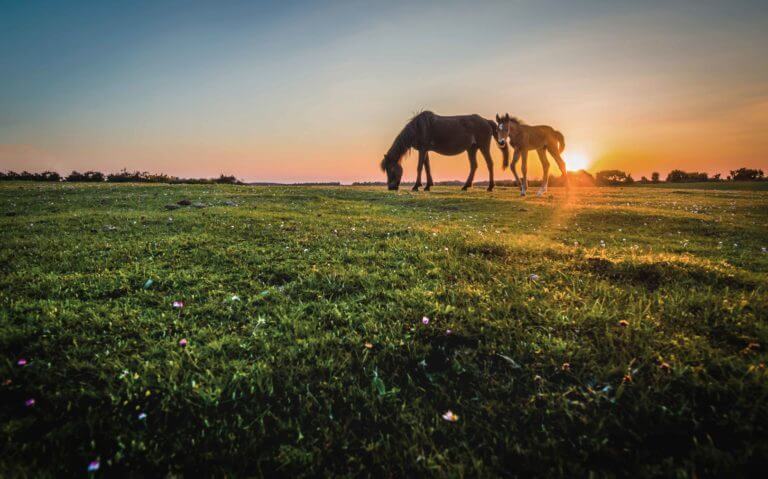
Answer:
[215,174,240,184]
[666,169,708,182]
[107,169,174,183]
[666,170,686,182]
[0,170,61,181]
[547,169,595,187]
[713,173,721,181]
[639,176,649,183]
[729,167,764,181]
[39,171,61,182]
[66,171,105,182]
[651,172,660,183]
[625,174,635,185]
[595,169,631,186]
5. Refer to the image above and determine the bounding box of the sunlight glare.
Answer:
[563,151,591,172]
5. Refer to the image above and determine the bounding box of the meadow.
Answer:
[1,182,767,477]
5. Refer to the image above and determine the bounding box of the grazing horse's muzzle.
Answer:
[497,139,507,148]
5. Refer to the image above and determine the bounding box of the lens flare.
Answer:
[563,151,591,172]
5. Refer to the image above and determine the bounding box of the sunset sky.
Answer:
[1,0,767,183]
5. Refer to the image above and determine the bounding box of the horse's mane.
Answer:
[508,116,525,125]
[380,111,433,170]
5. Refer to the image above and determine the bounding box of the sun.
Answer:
[563,151,591,172]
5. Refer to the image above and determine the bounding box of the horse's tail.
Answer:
[554,130,565,153]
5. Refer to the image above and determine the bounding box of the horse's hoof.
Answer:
[461,186,469,191]
[520,192,526,197]
[424,186,431,191]
[411,185,420,191]
[487,186,494,192]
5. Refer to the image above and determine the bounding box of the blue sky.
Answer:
[1,0,767,181]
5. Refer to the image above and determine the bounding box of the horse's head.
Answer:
[495,112,517,148]
[381,154,403,190]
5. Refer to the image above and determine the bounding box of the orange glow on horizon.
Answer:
[563,151,592,172]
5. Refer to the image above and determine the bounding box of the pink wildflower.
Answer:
[441,410,459,422]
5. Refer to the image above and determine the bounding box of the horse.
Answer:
[380,111,508,191]
[495,113,567,196]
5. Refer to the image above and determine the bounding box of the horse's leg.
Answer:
[510,149,521,192]
[424,153,434,191]
[480,145,494,191]
[412,151,425,191]
[536,148,550,196]
[461,146,478,191]
[547,146,569,188]
[520,149,529,196]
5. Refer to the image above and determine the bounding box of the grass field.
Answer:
[1,182,767,477]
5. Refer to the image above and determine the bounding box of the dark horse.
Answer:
[380,111,508,191]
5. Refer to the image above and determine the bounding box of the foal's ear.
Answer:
[496,113,501,123]
[504,113,510,120]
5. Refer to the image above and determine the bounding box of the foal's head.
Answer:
[495,113,522,148]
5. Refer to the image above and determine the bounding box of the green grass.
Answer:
[1,182,767,477]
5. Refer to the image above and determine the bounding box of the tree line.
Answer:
[2,167,764,186]
[590,167,764,186]
[355,167,765,187]
[0,169,240,184]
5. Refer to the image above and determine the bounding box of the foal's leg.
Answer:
[461,146,479,191]
[520,149,529,196]
[547,146,569,188]
[536,148,550,196]
[412,151,425,191]
[480,145,494,191]
[424,153,434,191]
[510,149,521,192]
